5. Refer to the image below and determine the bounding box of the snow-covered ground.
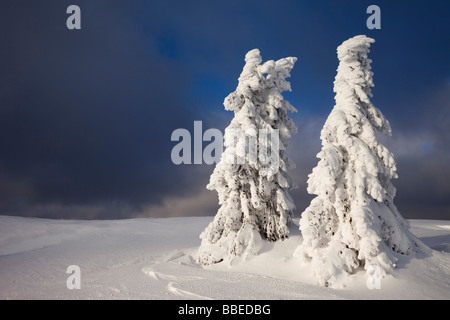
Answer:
[0,215,449,300]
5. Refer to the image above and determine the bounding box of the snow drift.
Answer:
[0,215,449,300]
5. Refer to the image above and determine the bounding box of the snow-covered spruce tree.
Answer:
[296,35,420,287]
[197,49,298,266]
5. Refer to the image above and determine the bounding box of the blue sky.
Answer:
[0,0,448,219]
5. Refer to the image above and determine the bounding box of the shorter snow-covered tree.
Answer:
[197,49,298,266]
[296,35,422,287]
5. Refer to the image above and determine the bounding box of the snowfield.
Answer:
[0,215,449,300]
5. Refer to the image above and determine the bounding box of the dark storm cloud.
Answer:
[0,1,203,218]
[385,83,450,220]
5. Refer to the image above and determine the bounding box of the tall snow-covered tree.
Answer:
[296,35,421,287]
[197,49,298,266]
